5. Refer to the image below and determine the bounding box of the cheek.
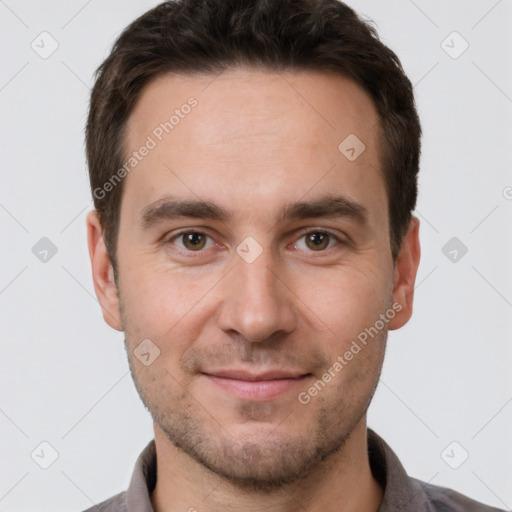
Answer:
[119,261,222,348]
[293,260,392,343]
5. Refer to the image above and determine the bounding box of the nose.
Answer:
[216,247,298,343]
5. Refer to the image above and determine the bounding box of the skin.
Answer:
[87,67,420,512]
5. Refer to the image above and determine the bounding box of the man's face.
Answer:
[90,67,418,487]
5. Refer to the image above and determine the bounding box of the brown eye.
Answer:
[181,232,207,250]
[305,232,330,251]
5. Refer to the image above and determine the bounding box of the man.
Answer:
[84,1,504,510]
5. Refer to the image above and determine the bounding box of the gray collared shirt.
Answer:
[83,429,505,511]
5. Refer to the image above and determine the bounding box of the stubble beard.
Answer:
[119,293,385,492]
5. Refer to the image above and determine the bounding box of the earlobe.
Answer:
[86,210,123,331]
[388,216,421,331]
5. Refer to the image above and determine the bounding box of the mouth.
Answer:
[201,369,313,401]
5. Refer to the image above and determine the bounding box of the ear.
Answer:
[388,215,421,330]
[86,210,123,331]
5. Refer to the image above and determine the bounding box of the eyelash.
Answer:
[164,229,346,257]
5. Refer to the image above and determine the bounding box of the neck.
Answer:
[150,418,383,512]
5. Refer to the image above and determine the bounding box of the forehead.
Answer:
[121,67,386,228]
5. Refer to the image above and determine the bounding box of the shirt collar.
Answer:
[125,438,157,511]
[125,429,424,512]
[367,429,427,511]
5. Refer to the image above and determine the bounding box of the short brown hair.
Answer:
[87,0,421,277]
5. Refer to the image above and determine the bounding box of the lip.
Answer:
[205,369,308,381]
[202,370,312,400]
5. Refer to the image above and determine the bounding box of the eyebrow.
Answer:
[138,194,369,229]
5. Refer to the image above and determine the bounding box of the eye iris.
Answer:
[306,232,329,250]
[183,232,206,250]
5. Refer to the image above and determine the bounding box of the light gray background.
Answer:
[1,0,511,511]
